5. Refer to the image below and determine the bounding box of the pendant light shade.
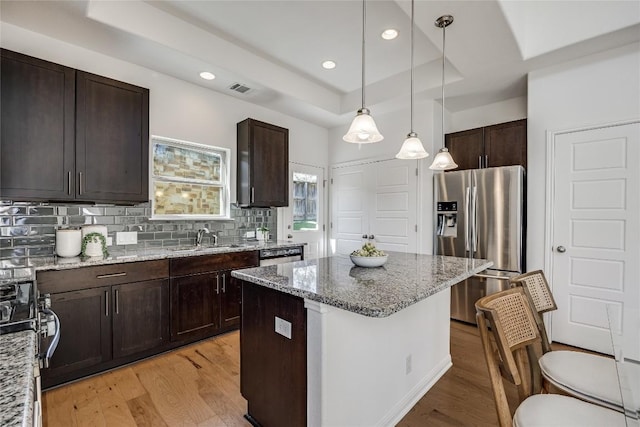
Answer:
[429,147,458,170]
[396,0,428,160]
[344,0,383,144]
[343,108,384,143]
[429,15,458,171]
[397,132,429,159]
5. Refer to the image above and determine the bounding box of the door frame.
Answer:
[544,118,640,342]
[278,161,328,258]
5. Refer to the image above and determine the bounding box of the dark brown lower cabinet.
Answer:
[241,282,307,427]
[112,279,169,359]
[170,273,220,342]
[220,270,242,329]
[46,287,112,379]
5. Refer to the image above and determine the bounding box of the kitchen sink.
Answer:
[167,243,246,253]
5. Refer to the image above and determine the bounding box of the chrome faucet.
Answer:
[196,228,218,247]
[196,228,210,247]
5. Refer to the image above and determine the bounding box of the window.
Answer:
[151,136,231,219]
[292,172,318,230]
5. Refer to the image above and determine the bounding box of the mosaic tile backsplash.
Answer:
[0,201,277,279]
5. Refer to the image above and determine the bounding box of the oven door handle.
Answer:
[40,308,60,369]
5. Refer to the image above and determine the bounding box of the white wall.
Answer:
[450,96,527,133]
[527,42,640,271]
[0,23,329,203]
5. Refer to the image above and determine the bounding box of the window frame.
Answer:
[150,135,231,220]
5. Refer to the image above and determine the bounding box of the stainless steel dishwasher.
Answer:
[259,246,304,266]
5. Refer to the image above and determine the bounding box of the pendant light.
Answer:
[396,0,428,160]
[343,0,384,144]
[429,15,458,170]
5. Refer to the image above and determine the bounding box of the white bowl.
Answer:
[350,254,388,268]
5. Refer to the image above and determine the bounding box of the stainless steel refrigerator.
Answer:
[434,165,525,324]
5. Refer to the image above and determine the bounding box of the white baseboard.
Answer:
[378,355,453,427]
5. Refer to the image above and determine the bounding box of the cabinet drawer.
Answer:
[38,259,169,293]
[170,250,259,276]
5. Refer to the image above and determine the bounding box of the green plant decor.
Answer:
[259,226,269,241]
[81,232,109,258]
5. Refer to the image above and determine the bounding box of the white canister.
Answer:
[81,225,108,240]
[82,225,108,257]
[55,229,82,257]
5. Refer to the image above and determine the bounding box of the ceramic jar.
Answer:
[55,229,82,257]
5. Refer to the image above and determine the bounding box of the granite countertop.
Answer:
[232,252,492,318]
[0,330,37,427]
[30,241,305,272]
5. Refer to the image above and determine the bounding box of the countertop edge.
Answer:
[233,255,493,318]
[31,241,306,272]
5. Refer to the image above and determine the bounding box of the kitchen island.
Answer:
[232,252,492,427]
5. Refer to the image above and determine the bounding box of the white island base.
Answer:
[306,288,452,427]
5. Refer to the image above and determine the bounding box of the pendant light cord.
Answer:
[441,19,446,147]
[361,0,366,109]
[410,0,415,133]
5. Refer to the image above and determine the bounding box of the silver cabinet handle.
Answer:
[287,234,293,239]
[216,275,220,294]
[78,172,83,195]
[105,291,109,317]
[484,155,488,168]
[96,272,127,279]
[251,187,255,203]
[115,289,119,314]
[557,246,566,253]
[222,274,226,293]
[67,171,72,195]
[479,156,482,169]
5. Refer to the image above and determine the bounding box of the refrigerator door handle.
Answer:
[465,186,471,252]
[472,186,478,252]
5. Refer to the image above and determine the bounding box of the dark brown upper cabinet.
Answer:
[445,119,527,171]
[0,49,149,204]
[75,71,149,203]
[1,49,76,201]
[237,118,289,207]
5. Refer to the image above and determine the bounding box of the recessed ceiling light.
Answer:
[381,29,398,40]
[199,71,216,80]
[322,60,336,70]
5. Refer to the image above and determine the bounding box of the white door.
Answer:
[551,122,640,354]
[280,163,325,259]
[331,159,418,255]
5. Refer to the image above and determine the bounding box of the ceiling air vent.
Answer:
[229,83,252,94]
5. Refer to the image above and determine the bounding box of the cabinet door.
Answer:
[445,127,484,171]
[112,279,169,359]
[170,273,220,341]
[220,270,242,329]
[75,71,149,203]
[0,49,75,201]
[43,287,112,383]
[484,119,527,169]
[237,119,289,207]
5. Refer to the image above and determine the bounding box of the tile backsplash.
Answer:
[0,201,277,277]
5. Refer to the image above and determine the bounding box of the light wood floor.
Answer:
[42,321,575,427]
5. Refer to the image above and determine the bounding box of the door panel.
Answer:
[551,122,640,354]
[331,159,417,255]
[331,165,369,255]
[473,166,524,271]
[434,170,471,258]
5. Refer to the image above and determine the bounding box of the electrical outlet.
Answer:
[116,231,138,245]
[405,354,412,375]
[275,316,292,339]
[106,236,113,247]
[245,230,256,239]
